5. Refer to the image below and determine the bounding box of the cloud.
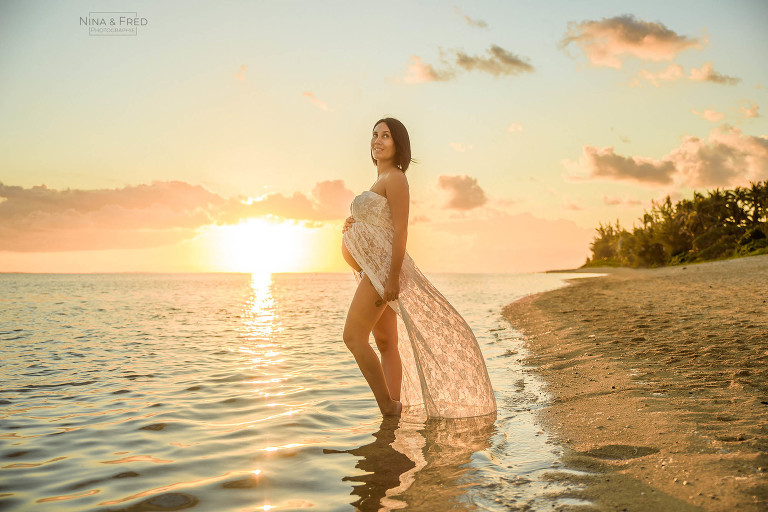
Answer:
[692,108,725,122]
[0,179,355,252]
[402,55,456,83]
[632,62,740,88]
[560,14,704,69]
[741,103,760,118]
[565,146,676,185]
[437,174,487,210]
[688,61,740,85]
[401,44,533,83]
[453,5,487,28]
[564,125,768,188]
[454,44,534,76]
[236,64,246,81]
[0,181,223,252]
[308,180,356,219]
[669,125,768,187]
[302,91,331,111]
[507,122,523,132]
[449,142,473,152]
[562,197,584,211]
[0,180,223,221]
[632,63,684,86]
[215,179,354,224]
[602,195,643,206]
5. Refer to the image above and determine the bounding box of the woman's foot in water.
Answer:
[383,400,402,417]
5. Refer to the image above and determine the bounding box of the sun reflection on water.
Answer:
[237,273,285,373]
[242,272,278,338]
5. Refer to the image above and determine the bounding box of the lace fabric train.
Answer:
[342,190,496,418]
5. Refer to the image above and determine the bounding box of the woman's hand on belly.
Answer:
[342,215,356,234]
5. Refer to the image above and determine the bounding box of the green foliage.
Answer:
[736,225,768,256]
[582,181,768,268]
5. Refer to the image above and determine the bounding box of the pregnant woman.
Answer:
[341,116,496,419]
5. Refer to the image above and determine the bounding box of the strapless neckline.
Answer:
[364,189,386,200]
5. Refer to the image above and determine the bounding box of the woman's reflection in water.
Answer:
[325,412,497,511]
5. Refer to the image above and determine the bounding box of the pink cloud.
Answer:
[669,125,768,187]
[560,14,704,69]
[741,103,760,118]
[633,63,684,86]
[0,181,223,220]
[0,179,355,252]
[689,61,740,85]
[632,62,740,88]
[218,179,354,223]
[562,197,584,211]
[302,91,331,111]
[564,125,768,188]
[691,108,725,122]
[0,181,222,252]
[310,180,357,218]
[401,55,455,83]
[602,195,643,206]
[437,174,488,210]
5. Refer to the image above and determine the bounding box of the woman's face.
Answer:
[371,122,396,164]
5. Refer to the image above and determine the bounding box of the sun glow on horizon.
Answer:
[212,218,308,274]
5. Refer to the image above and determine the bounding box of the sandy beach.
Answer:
[503,255,768,511]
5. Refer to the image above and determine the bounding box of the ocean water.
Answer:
[0,271,600,511]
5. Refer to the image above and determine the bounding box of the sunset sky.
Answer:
[1,0,766,274]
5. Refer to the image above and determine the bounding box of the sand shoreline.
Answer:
[503,255,768,511]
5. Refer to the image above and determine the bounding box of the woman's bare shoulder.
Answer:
[384,170,409,192]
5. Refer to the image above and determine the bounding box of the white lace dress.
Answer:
[342,189,497,418]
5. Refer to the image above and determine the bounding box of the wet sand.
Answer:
[502,255,768,511]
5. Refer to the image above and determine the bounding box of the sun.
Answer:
[212,217,307,274]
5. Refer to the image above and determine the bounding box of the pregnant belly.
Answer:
[341,235,362,272]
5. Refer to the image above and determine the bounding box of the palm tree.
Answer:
[745,181,766,225]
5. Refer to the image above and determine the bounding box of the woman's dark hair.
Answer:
[370,117,417,172]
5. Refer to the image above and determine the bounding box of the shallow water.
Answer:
[0,271,600,511]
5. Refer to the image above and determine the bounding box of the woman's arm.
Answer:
[383,172,409,301]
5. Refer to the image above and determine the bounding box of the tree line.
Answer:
[584,181,768,268]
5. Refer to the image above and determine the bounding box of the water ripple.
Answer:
[0,272,597,511]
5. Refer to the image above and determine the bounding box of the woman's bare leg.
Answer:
[343,274,401,416]
[373,305,402,401]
